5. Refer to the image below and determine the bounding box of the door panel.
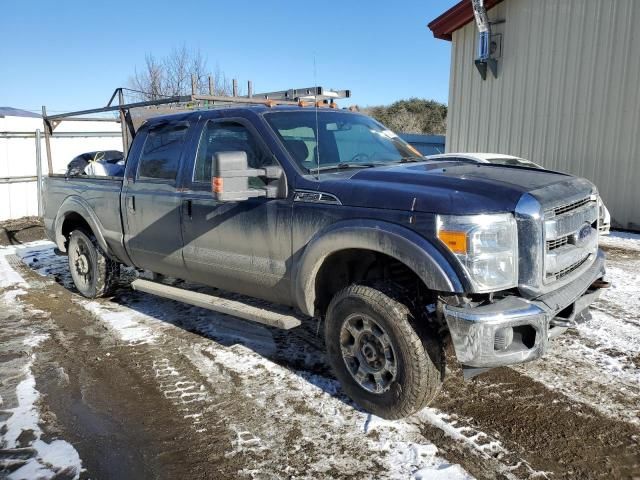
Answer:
[122,121,192,277]
[180,117,293,304]
[182,195,292,304]
[124,182,184,277]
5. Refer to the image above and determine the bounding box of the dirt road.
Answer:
[1,231,639,479]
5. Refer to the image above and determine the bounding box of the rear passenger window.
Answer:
[137,123,189,181]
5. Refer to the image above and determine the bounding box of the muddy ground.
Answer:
[0,221,639,479]
[0,217,44,247]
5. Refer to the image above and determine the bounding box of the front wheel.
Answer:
[325,284,443,419]
[68,229,119,298]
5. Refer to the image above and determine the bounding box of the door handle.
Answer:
[184,199,192,218]
[126,195,136,213]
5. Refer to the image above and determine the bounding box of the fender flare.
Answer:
[293,219,465,316]
[54,195,110,255]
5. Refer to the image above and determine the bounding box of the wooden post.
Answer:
[191,74,197,95]
[41,106,53,175]
[208,76,214,95]
[248,80,253,98]
[35,129,43,215]
[118,89,130,154]
[232,79,238,97]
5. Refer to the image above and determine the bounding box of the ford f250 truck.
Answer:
[43,99,607,419]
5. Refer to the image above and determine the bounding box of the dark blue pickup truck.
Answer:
[44,105,607,418]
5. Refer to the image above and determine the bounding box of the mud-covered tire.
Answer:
[68,229,119,298]
[325,284,442,419]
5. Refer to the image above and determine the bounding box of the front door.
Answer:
[180,117,293,304]
[122,120,193,278]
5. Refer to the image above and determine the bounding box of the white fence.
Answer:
[0,115,122,221]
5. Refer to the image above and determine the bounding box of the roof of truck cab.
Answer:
[143,105,359,126]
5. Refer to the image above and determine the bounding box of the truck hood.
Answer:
[326,161,586,214]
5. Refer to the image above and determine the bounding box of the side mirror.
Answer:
[212,151,283,201]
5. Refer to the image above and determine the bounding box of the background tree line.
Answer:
[128,47,448,135]
[361,99,447,135]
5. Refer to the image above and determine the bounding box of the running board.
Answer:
[130,279,302,330]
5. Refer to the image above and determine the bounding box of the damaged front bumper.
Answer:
[443,250,606,369]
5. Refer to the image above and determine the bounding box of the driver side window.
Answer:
[193,120,274,184]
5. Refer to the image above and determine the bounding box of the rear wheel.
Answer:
[68,229,119,298]
[325,284,443,419]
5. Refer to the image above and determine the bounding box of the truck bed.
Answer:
[43,175,127,263]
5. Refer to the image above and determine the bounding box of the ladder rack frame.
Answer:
[41,82,351,175]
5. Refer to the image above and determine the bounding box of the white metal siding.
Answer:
[0,116,122,221]
[447,0,640,229]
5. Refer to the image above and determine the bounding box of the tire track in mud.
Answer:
[8,243,640,479]
[426,366,640,479]
[10,249,469,478]
[8,257,247,480]
[269,323,640,478]
[112,302,551,479]
[10,249,425,478]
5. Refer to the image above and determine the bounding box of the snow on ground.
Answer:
[87,284,472,478]
[6,241,473,479]
[3,233,640,477]
[515,231,640,424]
[0,278,83,479]
[193,342,472,479]
[600,230,640,252]
[82,300,159,345]
[0,255,27,289]
[3,373,83,480]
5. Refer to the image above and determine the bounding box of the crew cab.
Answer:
[43,104,608,419]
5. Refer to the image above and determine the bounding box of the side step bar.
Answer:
[131,279,302,330]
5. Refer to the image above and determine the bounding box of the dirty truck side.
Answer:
[44,106,607,419]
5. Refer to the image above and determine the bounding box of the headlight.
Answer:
[436,213,518,292]
[597,195,611,235]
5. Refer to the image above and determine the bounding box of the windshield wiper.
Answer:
[314,162,377,172]
[377,156,426,165]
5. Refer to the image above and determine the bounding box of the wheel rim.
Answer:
[339,313,397,394]
[71,236,94,291]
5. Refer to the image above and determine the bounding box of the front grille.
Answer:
[551,197,592,216]
[547,236,569,250]
[547,254,591,280]
[543,195,598,284]
[515,179,598,295]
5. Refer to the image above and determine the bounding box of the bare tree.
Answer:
[164,45,191,96]
[127,46,232,100]
[129,53,166,100]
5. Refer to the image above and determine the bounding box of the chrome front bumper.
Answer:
[444,249,606,368]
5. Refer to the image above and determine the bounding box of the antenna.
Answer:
[313,54,320,180]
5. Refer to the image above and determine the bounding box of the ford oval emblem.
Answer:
[575,224,593,247]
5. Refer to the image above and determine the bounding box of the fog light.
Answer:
[494,327,514,351]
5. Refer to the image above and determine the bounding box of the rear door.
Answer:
[180,116,293,304]
[122,120,195,277]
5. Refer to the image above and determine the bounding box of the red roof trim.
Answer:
[428,0,503,41]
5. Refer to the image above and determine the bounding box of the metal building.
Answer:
[429,0,640,230]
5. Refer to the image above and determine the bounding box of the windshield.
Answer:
[264,110,423,172]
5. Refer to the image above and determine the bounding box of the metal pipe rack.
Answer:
[41,81,351,175]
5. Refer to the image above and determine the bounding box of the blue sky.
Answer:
[0,0,456,113]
